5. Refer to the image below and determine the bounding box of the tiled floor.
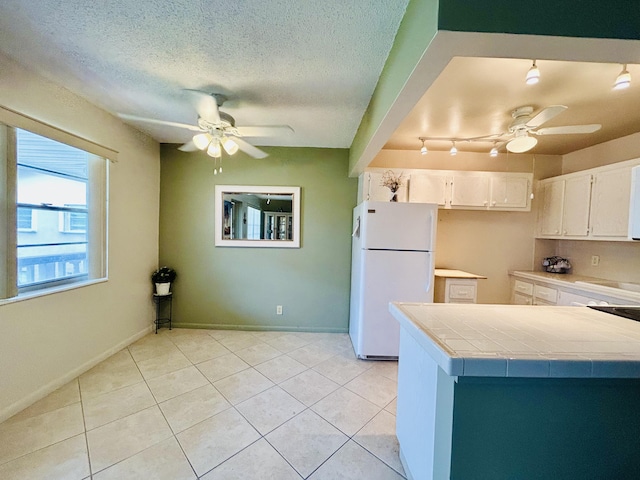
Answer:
[0,328,405,479]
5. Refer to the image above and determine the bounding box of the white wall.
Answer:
[0,53,160,420]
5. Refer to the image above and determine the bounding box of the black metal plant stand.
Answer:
[152,293,172,334]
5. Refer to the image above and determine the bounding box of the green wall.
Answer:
[159,145,357,332]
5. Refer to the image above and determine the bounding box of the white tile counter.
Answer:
[390,302,640,378]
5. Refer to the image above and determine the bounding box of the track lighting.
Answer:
[449,141,457,156]
[419,137,428,155]
[490,145,498,157]
[614,64,631,90]
[526,60,540,85]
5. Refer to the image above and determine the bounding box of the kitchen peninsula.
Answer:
[390,302,640,480]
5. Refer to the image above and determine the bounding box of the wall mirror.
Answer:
[214,185,301,248]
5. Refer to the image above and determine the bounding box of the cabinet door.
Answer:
[450,175,490,207]
[364,172,408,202]
[590,167,632,238]
[562,174,592,237]
[490,175,530,209]
[408,174,449,205]
[539,180,565,236]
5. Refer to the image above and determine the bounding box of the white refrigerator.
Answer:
[349,201,437,359]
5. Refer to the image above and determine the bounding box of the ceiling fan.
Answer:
[118,90,294,161]
[493,105,601,153]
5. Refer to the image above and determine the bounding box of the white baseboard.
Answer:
[0,325,152,423]
[170,322,348,333]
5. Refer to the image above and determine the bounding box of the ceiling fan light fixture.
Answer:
[526,60,540,85]
[419,137,428,155]
[614,64,631,90]
[207,139,221,158]
[449,142,457,156]
[221,136,239,155]
[193,132,213,150]
[506,130,538,153]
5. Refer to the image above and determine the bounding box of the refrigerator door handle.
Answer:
[352,216,361,238]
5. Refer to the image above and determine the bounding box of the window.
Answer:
[0,116,109,300]
[246,206,261,239]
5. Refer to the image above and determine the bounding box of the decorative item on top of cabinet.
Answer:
[359,171,409,203]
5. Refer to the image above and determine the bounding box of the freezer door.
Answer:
[355,249,434,358]
[360,201,437,251]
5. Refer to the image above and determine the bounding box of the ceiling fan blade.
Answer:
[534,124,602,135]
[231,137,269,159]
[184,89,221,124]
[178,140,199,152]
[117,113,203,132]
[236,125,294,137]
[525,105,568,128]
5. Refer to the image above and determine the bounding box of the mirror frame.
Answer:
[214,185,301,248]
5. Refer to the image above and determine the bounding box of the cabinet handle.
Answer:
[483,200,488,206]
[563,230,567,235]
[491,201,496,206]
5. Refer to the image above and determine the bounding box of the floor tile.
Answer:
[79,350,143,399]
[280,370,340,406]
[254,354,308,384]
[353,410,404,476]
[82,381,156,431]
[201,438,300,480]
[159,384,231,434]
[86,406,172,474]
[308,440,404,480]
[368,361,399,382]
[344,370,397,407]
[312,355,372,385]
[0,433,89,480]
[0,403,85,465]
[217,333,264,352]
[384,398,397,416]
[196,353,250,383]
[176,408,260,477]
[93,437,196,480]
[8,379,80,422]
[213,368,274,405]
[146,366,209,403]
[128,335,180,363]
[235,343,283,366]
[136,348,192,380]
[250,331,289,342]
[266,409,348,478]
[287,343,337,367]
[172,335,230,364]
[311,388,381,437]
[266,333,312,353]
[236,386,305,435]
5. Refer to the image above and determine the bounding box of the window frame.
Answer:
[0,106,114,303]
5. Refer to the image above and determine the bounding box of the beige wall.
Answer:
[0,54,160,420]
[371,149,563,303]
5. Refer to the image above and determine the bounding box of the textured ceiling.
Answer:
[0,0,409,148]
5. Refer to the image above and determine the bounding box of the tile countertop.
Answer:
[434,269,487,279]
[389,302,640,379]
[510,270,640,304]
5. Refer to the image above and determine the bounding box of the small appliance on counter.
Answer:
[542,256,571,273]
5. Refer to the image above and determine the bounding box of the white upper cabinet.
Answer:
[590,166,633,238]
[408,173,449,206]
[536,158,640,241]
[561,174,592,237]
[405,170,532,211]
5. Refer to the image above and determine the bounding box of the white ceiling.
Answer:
[0,0,409,148]
[386,57,640,156]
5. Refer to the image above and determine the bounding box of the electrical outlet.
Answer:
[591,255,600,266]
[276,305,283,315]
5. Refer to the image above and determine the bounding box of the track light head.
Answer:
[526,60,540,85]
[614,64,631,90]
[450,142,457,156]
[490,146,498,157]
[419,137,428,155]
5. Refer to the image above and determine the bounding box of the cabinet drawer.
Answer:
[534,284,558,303]
[448,284,476,300]
[514,280,534,296]
[513,292,533,305]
